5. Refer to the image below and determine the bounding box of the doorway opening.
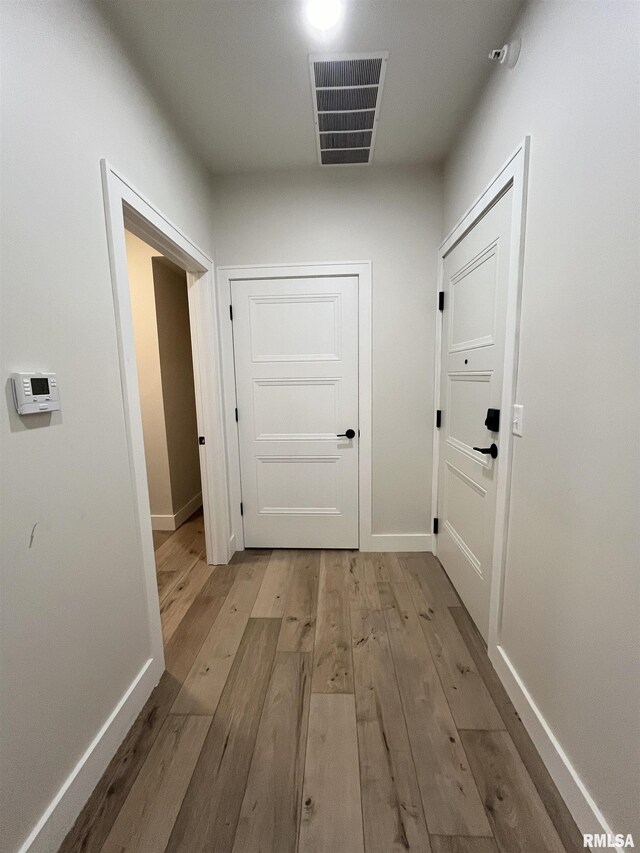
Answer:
[102,160,231,670]
[124,230,208,643]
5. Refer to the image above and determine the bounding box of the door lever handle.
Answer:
[337,429,356,439]
[473,443,498,459]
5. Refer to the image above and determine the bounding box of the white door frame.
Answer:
[217,261,373,553]
[432,138,621,841]
[101,160,232,667]
[431,137,530,653]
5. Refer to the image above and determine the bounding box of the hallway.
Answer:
[2,3,638,850]
[60,533,583,853]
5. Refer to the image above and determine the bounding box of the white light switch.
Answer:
[512,404,524,437]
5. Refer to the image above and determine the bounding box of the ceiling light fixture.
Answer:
[306,0,342,32]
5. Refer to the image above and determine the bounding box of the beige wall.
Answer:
[152,256,201,516]
[443,0,640,838]
[211,165,443,539]
[126,234,202,524]
[126,231,173,516]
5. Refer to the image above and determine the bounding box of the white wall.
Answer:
[212,165,442,541]
[0,3,217,851]
[4,1,636,849]
[443,0,640,839]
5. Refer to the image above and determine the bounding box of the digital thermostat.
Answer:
[11,372,61,415]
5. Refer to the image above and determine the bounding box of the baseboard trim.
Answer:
[18,656,163,853]
[491,644,621,851]
[365,533,432,552]
[151,492,202,531]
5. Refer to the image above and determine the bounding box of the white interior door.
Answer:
[232,276,359,548]
[437,187,513,640]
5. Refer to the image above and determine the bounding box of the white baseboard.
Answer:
[19,656,163,853]
[151,492,202,531]
[491,644,622,852]
[365,533,432,552]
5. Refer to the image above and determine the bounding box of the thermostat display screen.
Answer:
[30,377,49,395]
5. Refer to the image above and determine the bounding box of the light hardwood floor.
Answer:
[60,513,584,853]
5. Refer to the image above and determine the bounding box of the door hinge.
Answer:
[240,502,244,516]
[198,436,205,445]
[436,409,442,429]
[433,517,439,535]
[235,407,238,422]
[438,291,445,311]
[229,304,233,321]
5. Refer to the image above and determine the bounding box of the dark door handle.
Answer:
[473,443,498,459]
[337,428,356,439]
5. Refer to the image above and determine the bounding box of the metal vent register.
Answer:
[309,53,388,166]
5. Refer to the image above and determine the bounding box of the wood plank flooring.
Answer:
[59,526,583,853]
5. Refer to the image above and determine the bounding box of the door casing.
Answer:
[101,161,232,671]
[217,262,373,553]
[431,138,530,654]
[433,138,613,844]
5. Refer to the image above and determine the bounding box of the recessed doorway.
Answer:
[102,161,232,669]
[125,232,203,537]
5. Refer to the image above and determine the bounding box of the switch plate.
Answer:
[512,404,524,437]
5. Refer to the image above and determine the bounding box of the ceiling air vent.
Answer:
[309,52,388,166]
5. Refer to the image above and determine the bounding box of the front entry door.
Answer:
[437,187,513,640]
[232,276,359,548]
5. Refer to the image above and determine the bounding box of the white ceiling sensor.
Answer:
[309,52,388,166]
